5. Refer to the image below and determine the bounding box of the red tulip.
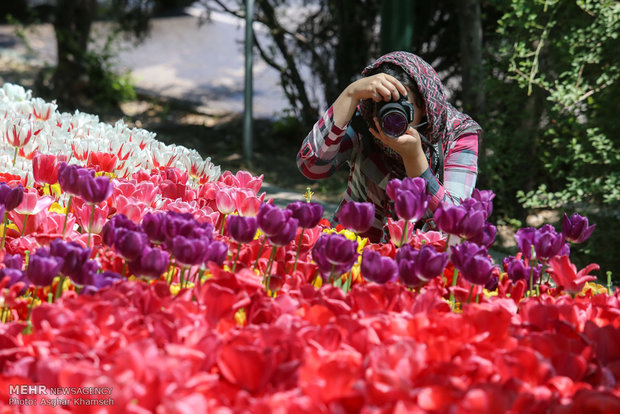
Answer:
[547,255,599,295]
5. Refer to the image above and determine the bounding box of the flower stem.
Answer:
[254,237,266,270]
[21,214,28,237]
[231,242,241,273]
[0,211,8,250]
[399,220,409,247]
[12,147,18,166]
[180,266,187,288]
[61,195,73,238]
[220,213,227,235]
[54,276,65,302]
[293,228,305,273]
[263,246,278,289]
[467,284,474,304]
[88,204,95,249]
[449,267,458,309]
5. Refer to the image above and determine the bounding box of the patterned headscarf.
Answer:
[359,51,481,146]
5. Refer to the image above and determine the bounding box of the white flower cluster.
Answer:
[0,83,221,185]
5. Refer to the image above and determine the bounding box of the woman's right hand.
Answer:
[346,74,408,103]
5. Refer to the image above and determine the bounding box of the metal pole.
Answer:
[243,0,254,164]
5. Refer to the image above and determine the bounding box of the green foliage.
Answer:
[488,0,620,211]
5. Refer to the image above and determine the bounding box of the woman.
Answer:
[297,51,481,242]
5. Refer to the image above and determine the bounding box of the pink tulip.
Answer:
[72,199,110,234]
[386,217,414,247]
[32,153,63,185]
[13,188,54,216]
[215,188,236,215]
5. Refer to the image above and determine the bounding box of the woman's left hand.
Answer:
[369,117,423,159]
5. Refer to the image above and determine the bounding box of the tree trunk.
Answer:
[457,0,485,150]
[51,0,97,109]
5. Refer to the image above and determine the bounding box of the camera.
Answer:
[376,97,414,138]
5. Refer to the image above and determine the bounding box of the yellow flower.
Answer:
[581,282,608,296]
[234,308,247,326]
[49,202,67,214]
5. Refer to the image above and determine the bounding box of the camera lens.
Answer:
[381,111,408,138]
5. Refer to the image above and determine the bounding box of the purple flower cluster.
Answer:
[336,201,375,234]
[395,244,449,288]
[311,233,359,280]
[386,177,430,223]
[257,204,299,246]
[1,239,121,293]
[450,241,496,286]
[515,224,568,261]
[58,162,113,204]
[433,189,497,247]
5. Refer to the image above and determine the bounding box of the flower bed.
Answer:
[0,83,619,413]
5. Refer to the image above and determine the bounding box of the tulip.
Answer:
[324,234,358,267]
[227,215,258,272]
[26,248,63,287]
[5,117,34,165]
[503,256,542,284]
[386,177,426,201]
[287,201,324,229]
[562,213,596,244]
[257,203,292,237]
[78,174,113,205]
[58,163,92,196]
[0,267,26,287]
[0,182,25,211]
[533,224,565,261]
[336,201,374,234]
[102,214,140,246]
[394,189,429,222]
[396,244,448,287]
[470,188,495,219]
[469,222,497,248]
[32,153,61,185]
[82,270,122,293]
[70,259,100,287]
[49,239,91,280]
[547,255,599,296]
[227,215,258,244]
[31,97,57,121]
[162,211,196,243]
[514,227,537,259]
[13,188,54,236]
[202,240,228,267]
[3,253,23,270]
[386,218,414,247]
[433,202,467,237]
[450,241,495,286]
[129,246,170,279]
[172,235,209,267]
[114,228,149,262]
[267,217,299,247]
[361,250,397,284]
[311,234,350,280]
[141,212,167,244]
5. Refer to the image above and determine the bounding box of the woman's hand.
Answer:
[369,119,429,177]
[346,74,408,102]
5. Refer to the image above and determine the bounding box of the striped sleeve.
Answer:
[421,132,479,210]
[297,106,357,180]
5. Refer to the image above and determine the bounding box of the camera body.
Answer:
[376,97,415,138]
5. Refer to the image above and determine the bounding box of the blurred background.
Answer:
[1,0,618,280]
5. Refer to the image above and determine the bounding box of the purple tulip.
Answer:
[433,202,468,235]
[470,189,495,219]
[3,253,23,270]
[26,248,63,287]
[141,212,167,244]
[58,163,92,196]
[336,201,375,234]
[227,215,258,244]
[102,214,140,246]
[514,227,537,259]
[78,174,113,204]
[450,241,495,285]
[533,224,565,261]
[396,244,449,287]
[49,239,91,279]
[162,211,196,243]
[287,201,324,229]
[172,235,209,266]
[469,222,497,248]
[0,182,24,211]
[324,233,359,270]
[70,259,100,286]
[361,250,398,284]
[129,246,170,279]
[0,267,25,286]
[485,275,499,291]
[268,217,299,246]
[311,234,352,278]
[502,256,542,284]
[386,177,426,201]
[202,240,228,266]
[257,203,292,236]
[189,222,215,241]
[562,213,596,244]
[82,270,123,294]
[114,228,149,261]
[394,190,429,222]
